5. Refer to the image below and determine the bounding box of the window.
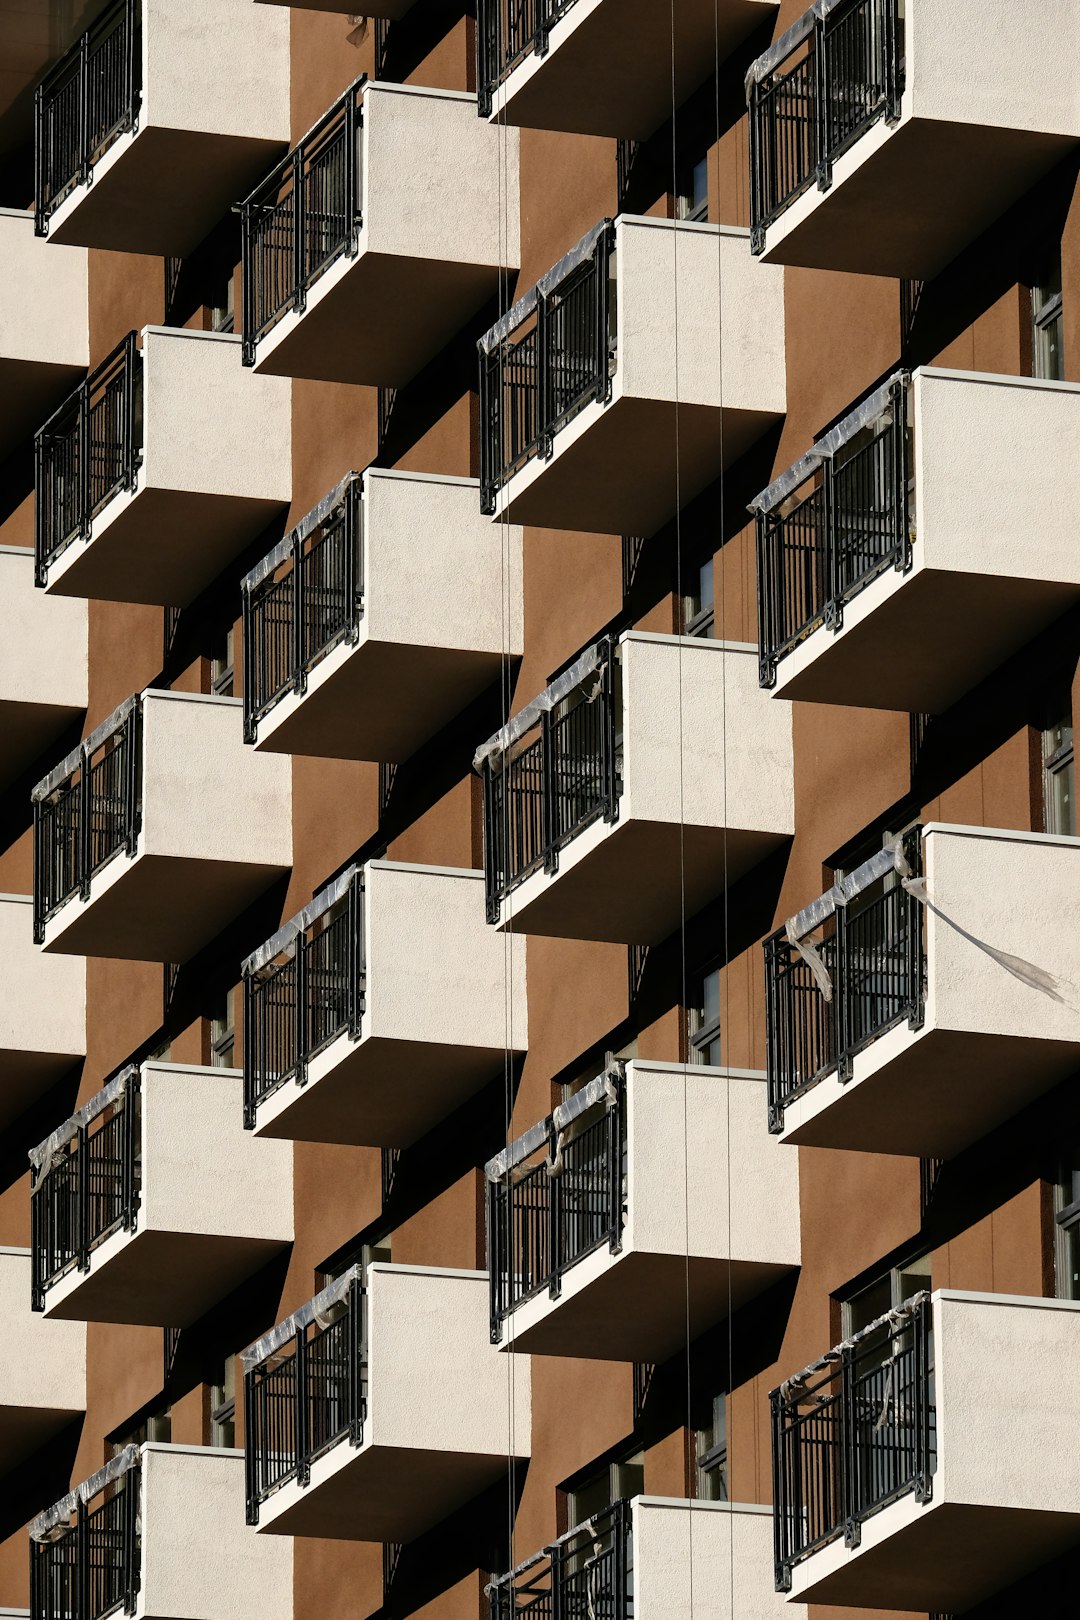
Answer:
[210,986,235,1068]
[1032,255,1064,381]
[676,155,709,223]
[682,556,714,639]
[1055,1148,1080,1300]
[110,1407,171,1456]
[695,1393,727,1501]
[567,1451,644,1529]
[1042,700,1074,835]
[210,272,235,335]
[842,1257,932,1364]
[688,966,721,1066]
[210,1358,236,1447]
[211,625,235,697]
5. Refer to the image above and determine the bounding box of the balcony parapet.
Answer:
[0,209,87,458]
[0,1248,84,1474]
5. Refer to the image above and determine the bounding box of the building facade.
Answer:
[1,1,1079,1618]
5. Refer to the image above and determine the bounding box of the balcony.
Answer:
[0,210,87,459]
[31,1061,292,1326]
[0,548,86,787]
[241,78,519,386]
[29,1443,292,1620]
[35,328,291,607]
[479,632,793,943]
[490,1498,800,1620]
[245,860,526,1146]
[477,0,777,137]
[33,689,292,962]
[479,214,785,535]
[35,0,289,255]
[774,1290,1080,1612]
[486,1059,798,1360]
[765,824,1080,1158]
[748,0,1080,278]
[754,369,1080,711]
[244,1263,530,1542]
[0,1249,84,1472]
[0,894,84,1129]
[243,469,523,761]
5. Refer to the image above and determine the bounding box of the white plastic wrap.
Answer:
[242,471,362,596]
[241,1263,363,1373]
[243,864,360,978]
[32,694,139,804]
[29,1067,135,1187]
[473,642,604,773]
[30,1445,140,1542]
[749,371,906,515]
[779,1291,930,1402]
[478,221,610,356]
[484,1065,620,1182]
[745,0,850,94]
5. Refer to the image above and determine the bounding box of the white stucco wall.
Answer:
[363,83,520,269]
[626,1064,799,1270]
[366,1265,530,1458]
[140,691,292,867]
[0,548,87,711]
[622,635,794,836]
[615,217,786,414]
[0,1248,84,1415]
[632,1499,801,1619]
[0,211,88,368]
[922,824,1080,1045]
[915,369,1080,585]
[139,1445,292,1620]
[907,0,1080,136]
[364,470,523,656]
[0,894,85,1061]
[140,1064,292,1242]
[140,328,291,504]
[141,0,290,142]
[364,862,527,1052]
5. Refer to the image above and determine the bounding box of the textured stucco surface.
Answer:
[908,0,1080,135]
[632,1498,802,1619]
[0,1249,84,1414]
[142,0,290,140]
[0,549,87,710]
[0,211,88,368]
[0,895,84,1061]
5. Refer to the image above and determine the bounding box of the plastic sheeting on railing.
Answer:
[484,1063,620,1182]
[777,1290,930,1403]
[29,1066,135,1187]
[243,864,360,978]
[477,220,610,356]
[783,842,902,998]
[745,0,851,93]
[472,641,604,773]
[241,1263,363,1374]
[242,471,363,597]
[29,1444,140,1542]
[748,370,907,515]
[32,693,139,804]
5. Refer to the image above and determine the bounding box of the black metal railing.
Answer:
[31,1461,141,1620]
[35,331,143,585]
[35,0,141,236]
[755,377,909,688]
[243,869,365,1127]
[476,0,581,117]
[748,0,903,251]
[763,833,924,1133]
[244,1273,365,1524]
[31,1074,141,1311]
[241,78,364,365]
[33,697,143,943]
[482,639,620,924]
[488,1500,632,1620]
[479,222,614,514]
[771,1295,934,1590]
[242,476,364,743]
[487,1069,625,1343]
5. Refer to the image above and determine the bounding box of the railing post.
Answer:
[482,758,500,924]
[344,88,361,256]
[835,901,853,1082]
[913,1299,933,1503]
[348,1277,364,1444]
[602,639,620,826]
[241,201,256,368]
[241,581,256,743]
[537,291,553,461]
[127,699,142,852]
[770,1386,793,1592]
[78,29,90,187]
[345,479,362,645]
[893,376,912,573]
[293,528,307,697]
[551,1536,565,1620]
[813,15,831,194]
[244,1365,260,1524]
[822,453,842,632]
[884,0,903,124]
[293,150,307,317]
[596,227,613,407]
[76,1494,89,1620]
[348,872,364,1038]
[295,930,309,1088]
[123,1073,140,1230]
[541,707,558,874]
[607,1073,623,1255]
[487,1174,503,1345]
[295,1326,311,1488]
[748,79,765,256]
[841,1340,862,1549]
[756,513,778,688]
[124,1463,140,1614]
[478,346,495,516]
[548,1123,561,1300]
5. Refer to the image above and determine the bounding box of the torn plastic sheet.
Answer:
[902,875,1077,1010]
[243,864,360,978]
[745,0,849,94]
[478,220,610,356]
[784,842,904,1000]
[32,694,139,804]
[30,1445,140,1542]
[778,1291,930,1403]
[484,1066,620,1183]
[242,1264,363,1373]
[29,1067,135,1187]
[473,642,604,773]
[242,471,363,596]
[749,371,907,515]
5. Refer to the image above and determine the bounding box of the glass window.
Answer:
[210,272,235,336]
[1032,255,1064,381]
[688,966,721,1066]
[1055,1148,1080,1300]
[1043,701,1074,835]
[677,155,709,223]
[842,1258,931,1366]
[210,986,235,1068]
[695,1393,727,1501]
[683,556,714,639]
[567,1450,644,1529]
[210,1358,236,1447]
[211,625,235,698]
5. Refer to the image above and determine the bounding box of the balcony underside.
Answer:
[257,1439,511,1544]
[0,698,83,790]
[47,125,287,257]
[254,637,504,762]
[254,1030,508,1148]
[41,851,289,963]
[788,1495,1080,1613]
[772,566,1080,714]
[0,1048,80,1129]
[499,818,786,944]
[503,1249,792,1363]
[760,116,1077,280]
[0,1401,81,1473]
[493,394,778,537]
[491,0,774,140]
[0,355,85,460]
[778,1024,1080,1160]
[42,1227,287,1328]
[45,486,288,607]
[252,248,501,387]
